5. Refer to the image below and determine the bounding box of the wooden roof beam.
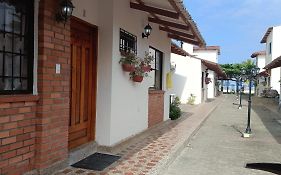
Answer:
[130,2,179,19]
[148,17,189,30]
[168,33,199,46]
[159,26,194,39]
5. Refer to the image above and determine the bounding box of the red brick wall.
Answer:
[0,96,38,175]
[148,90,165,128]
[36,0,70,170]
[0,0,71,174]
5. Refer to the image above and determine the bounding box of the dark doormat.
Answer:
[246,163,281,175]
[71,152,121,171]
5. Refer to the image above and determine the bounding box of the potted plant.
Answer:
[119,52,138,72]
[205,77,212,84]
[130,65,148,83]
[169,97,182,120]
[141,52,154,72]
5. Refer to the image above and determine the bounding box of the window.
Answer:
[201,72,204,88]
[119,29,137,54]
[269,42,272,55]
[268,76,271,85]
[0,0,34,94]
[149,47,163,90]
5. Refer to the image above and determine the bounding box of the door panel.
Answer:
[69,18,97,149]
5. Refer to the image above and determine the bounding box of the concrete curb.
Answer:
[152,97,223,175]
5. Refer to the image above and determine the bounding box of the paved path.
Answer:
[55,96,221,175]
[164,95,281,175]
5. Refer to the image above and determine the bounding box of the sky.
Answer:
[184,0,281,64]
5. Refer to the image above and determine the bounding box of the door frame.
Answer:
[69,16,98,147]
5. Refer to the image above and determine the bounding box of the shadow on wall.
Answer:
[172,73,187,103]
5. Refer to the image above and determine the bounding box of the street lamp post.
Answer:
[238,77,243,109]
[242,67,260,138]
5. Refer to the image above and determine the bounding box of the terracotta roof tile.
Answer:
[261,27,273,43]
[264,55,281,70]
[193,46,221,55]
[171,42,190,56]
[251,51,266,58]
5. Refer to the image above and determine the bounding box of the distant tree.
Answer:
[220,59,256,94]
[241,59,256,71]
[221,63,242,94]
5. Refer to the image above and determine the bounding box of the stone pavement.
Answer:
[54,96,222,175]
[164,94,281,175]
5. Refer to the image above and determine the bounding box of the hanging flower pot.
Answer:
[205,77,211,84]
[132,75,144,82]
[122,64,135,72]
[141,65,151,72]
[119,52,138,72]
[141,52,154,72]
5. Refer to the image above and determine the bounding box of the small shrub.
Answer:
[187,94,196,105]
[170,97,182,120]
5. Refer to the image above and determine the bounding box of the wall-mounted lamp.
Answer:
[56,0,75,23]
[170,62,176,72]
[205,69,209,77]
[142,24,152,38]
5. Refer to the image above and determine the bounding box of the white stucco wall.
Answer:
[255,55,266,96]
[265,26,281,93]
[72,0,99,26]
[193,49,219,99]
[193,50,218,63]
[256,55,265,70]
[207,71,215,99]
[109,0,171,145]
[272,26,281,60]
[171,54,202,105]
[72,0,172,146]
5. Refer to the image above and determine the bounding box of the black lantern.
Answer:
[241,68,246,75]
[142,24,152,38]
[57,0,75,23]
[205,69,209,77]
[242,66,260,137]
[252,67,260,76]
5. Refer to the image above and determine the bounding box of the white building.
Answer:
[261,26,281,93]
[171,43,224,105]
[0,0,206,174]
[194,46,221,99]
[251,51,267,96]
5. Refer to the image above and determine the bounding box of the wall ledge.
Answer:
[0,94,40,104]
[149,89,165,94]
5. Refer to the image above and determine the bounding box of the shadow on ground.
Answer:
[252,97,281,145]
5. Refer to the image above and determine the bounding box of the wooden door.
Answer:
[69,18,97,149]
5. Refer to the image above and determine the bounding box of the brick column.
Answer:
[0,96,38,175]
[36,0,71,171]
[148,90,165,128]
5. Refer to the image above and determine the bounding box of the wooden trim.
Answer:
[167,0,205,47]
[90,24,98,141]
[69,17,98,148]
[159,26,194,39]
[168,33,199,46]
[171,43,189,56]
[130,2,179,19]
[0,95,39,104]
[148,17,189,30]
[71,16,98,29]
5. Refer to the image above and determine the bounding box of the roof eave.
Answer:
[169,0,206,47]
[260,27,273,43]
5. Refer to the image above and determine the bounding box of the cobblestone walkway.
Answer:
[55,97,222,175]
